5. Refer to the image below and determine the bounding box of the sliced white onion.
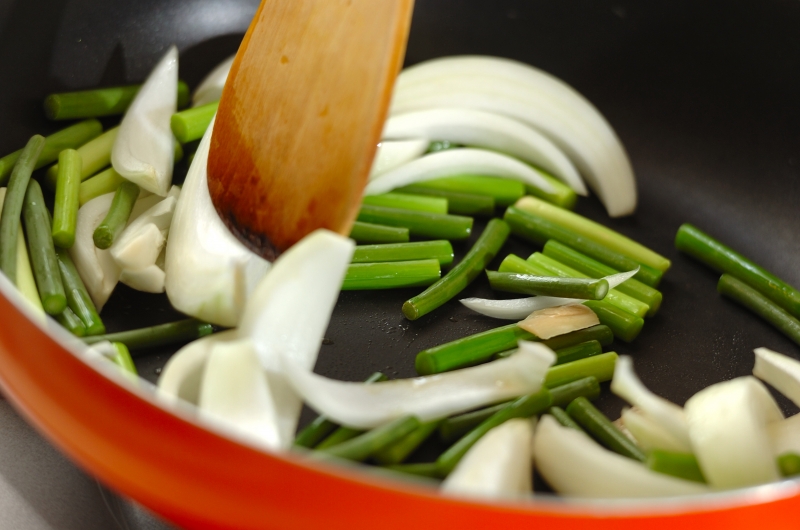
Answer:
[164,116,270,327]
[620,407,689,453]
[442,418,534,498]
[605,267,640,289]
[517,304,599,340]
[111,46,178,196]
[753,347,800,408]
[364,148,554,196]
[391,56,636,217]
[610,356,692,452]
[112,223,164,271]
[769,414,800,457]
[534,415,708,498]
[119,264,165,293]
[383,108,585,194]
[460,296,580,320]
[282,343,555,430]
[369,139,429,179]
[192,54,234,107]
[685,376,783,489]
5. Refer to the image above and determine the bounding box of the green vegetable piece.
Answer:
[566,396,646,462]
[646,450,706,483]
[56,307,87,337]
[56,248,105,335]
[553,340,603,366]
[503,206,662,287]
[316,416,420,462]
[676,223,800,321]
[43,81,190,120]
[383,462,441,479]
[357,204,473,241]
[107,342,138,376]
[342,259,441,291]
[78,167,126,206]
[403,218,509,321]
[549,375,601,407]
[362,192,448,214]
[170,101,220,143]
[351,240,453,267]
[548,407,585,432]
[371,419,441,465]
[0,121,101,186]
[545,352,618,388]
[396,185,495,216]
[487,270,609,300]
[410,175,524,207]
[46,127,119,187]
[0,135,45,282]
[494,325,613,361]
[543,240,662,316]
[52,149,83,248]
[315,425,364,450]
[349,221,409,244]
[523,169,578,210]
[717,274,800,346]
[778,452,800,478]
[83,318,214,351]
[93,181,140,249]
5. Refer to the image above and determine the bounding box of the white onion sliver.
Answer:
[365,148,554,196]
[604,267,640,289]
[192,55,234,107]
[460,296,580,320]
[369,139,429,179]
[753,347,800,408]
[282,344,555,430]
[769,414,800,457]
[620,407,689,453]
[112,223,164,271]
[119,264,166,293]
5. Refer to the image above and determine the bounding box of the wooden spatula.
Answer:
[207,0,414,261]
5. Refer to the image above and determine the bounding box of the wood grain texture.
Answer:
[208,0,414,260]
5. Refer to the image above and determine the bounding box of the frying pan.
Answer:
[1,0,800,528]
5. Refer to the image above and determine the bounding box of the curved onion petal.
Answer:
[111,46,178,196]
[610,356,692,451]
[192,54,235,107]
[685,376,783,489]
[364,148,554,196]
[119,264,166,293]
[620,407,690,453]
[442,418,534,498]
[391,56,636,217]
[753,347,800,408]
[534,415,708,498]
[369,139,429,180]
[70,193,120,310]
[383,108,585,194]
[282,344,555,430]
[460,296,579,320]
[769,414,800,456]
[165,117,270,327]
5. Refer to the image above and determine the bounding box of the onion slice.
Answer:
[282,344,555,430]
[369,139,429,179]
[111,46,178,196]
[753,347,800,408]
[769,414,800,457]
[620,407,689,453]
[119,264,166,293]
[364,148,554,196]
[192,54,234,107]
[518,304,599,340]
[460,296,580,320]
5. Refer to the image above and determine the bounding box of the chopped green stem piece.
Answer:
[170,101,220,143]
[23,180,66,315]
[646,450,706,483]
[436,388,552,476]
[294,372,387,449]
[352,241,453,266]
[553,340,603,366]
[316,416,420,462]
[545,352,618,388]
[52,149,83,248]
[357,204,473,241]
[676,223,800,320]
[384,462,442,479]
[108,342,138,376]
[548,407,585,432]
[396,185,495,216]
[515,196,671,272]
[372,420,441,465]
[503,206,662,287]
[362,192,448,214]
[56,248,105,335]
[315,426,364,450]
[79,167,126,206]
[56,307,86,337]
[0,121,101,186]
[93,181,140,249]
[566,396,646,462]
[349,221,409,244]
[541,324,614,350]
[426,140,462,153]
[46,127,119,187]
[403,218,508,321]
[44,81,189,120]
[342,260,441,291]
[549,376,601,407]
[83,318,214,351]
[544,240,662,316]
[524,169,578,210]
[0,135,45,282]
[717,274,800,346]
[778,452,800,478]
[410,175,524,207]
[487,270,609,300]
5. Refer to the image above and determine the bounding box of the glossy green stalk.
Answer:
[383,462,441,479]
[515,196,671,272]
[170,101,219,143]
[351,240,453,266]
[44,81,190,120]
[342,260,441,291]
[503,206,662,287]
[487,270,609,300]
[0,121,101,186]
[553,340,603,366]
[548,406,585,432]
[83,319,214,350]
[410,175,524,207]
[107,342,138,376]
[78,167,126,206]
[52,149,83,248]
[396,185,495,216]
[317,416,420,462]
[544,352,618,388]
[357,204,473,241]
[56,248,105,335]
[495,325,613,362]
[361,192,448,214]
[56,307,86,337]
[524,168,578,210]
[93,181,140,249]
[46,127,119,187]
[566,396,646,462]
[403,218,508,320]
[647,450,706,483]
[349,221,409,244]
[371,420,441,465]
